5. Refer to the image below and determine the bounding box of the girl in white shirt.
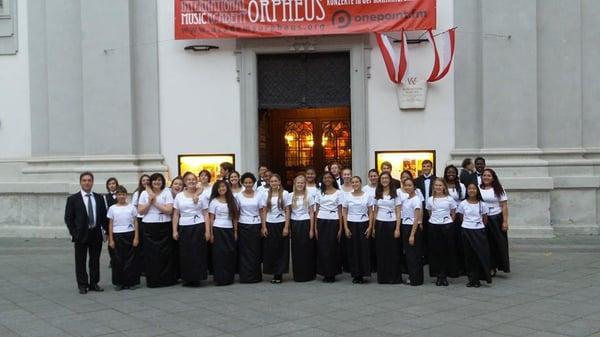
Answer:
[235,172,265,284]
[131,174,150,274]
[208,180,239,286]
[372,172,402,284]
[315,172,344,283]
[137,173,177,288]
[261,174,290,284]
[480,168,510,276]
[426,178,458,286]
[362,169,379,198]
[107,185,140,290]
[287,174,317,282]
[305,167,319,197]
[343,176,374,284]
[172,172,210,287]
[169,176,184,199]
[443,165,466,275]
[401,178,424,286]
[229,171,243,195]
[457,183,492,287]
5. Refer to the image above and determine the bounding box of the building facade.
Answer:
[0,0,599,238]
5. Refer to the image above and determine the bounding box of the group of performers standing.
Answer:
[65,157,510,293]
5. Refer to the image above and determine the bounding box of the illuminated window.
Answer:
[284,121,314,167]
[322,121,351,168]
[375,151,436,180]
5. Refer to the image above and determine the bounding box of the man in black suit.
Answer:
[474,157,486,187]
[64,171,108,294]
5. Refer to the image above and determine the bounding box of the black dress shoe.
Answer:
[78,287,88,294]
[89,284,104,292]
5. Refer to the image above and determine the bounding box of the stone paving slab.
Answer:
[0,238,599,337]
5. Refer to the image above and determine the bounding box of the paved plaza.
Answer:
[1,237,600,337]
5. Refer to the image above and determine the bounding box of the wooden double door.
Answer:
[260,107,351,190]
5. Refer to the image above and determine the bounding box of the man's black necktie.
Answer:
[86,193,95,228]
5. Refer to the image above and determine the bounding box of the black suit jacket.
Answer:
[415,175,436,204]
[105,192,117,209]
[390,177,401,191]
[64,192,108,243]
[459,169,477,187]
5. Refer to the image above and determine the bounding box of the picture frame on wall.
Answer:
[177,153,235,183]
[375,150,436,180]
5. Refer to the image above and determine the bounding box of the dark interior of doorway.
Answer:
[257,52,352,190]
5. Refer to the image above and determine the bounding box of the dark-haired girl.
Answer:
[137,173,177,288]
[229,171,243,195]
[262,174,290,284]
[172,172,210,287]
[208,180,239,286]
[235,172,264,283]
[480,168,510,275]
[131,174,150,273]
[107,185,140,290]
[363,169,379,198]
[444,165,466,275]
[315,172,343,283]
[457,183,492,287]
[104,177,119,275]
[426,178,459,286]
[399,178,423,286]
[343,176,373,283]
[169,176,184,199]
[373,172,402,284]
[287,174,317,282]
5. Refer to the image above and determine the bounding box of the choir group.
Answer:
[64,157,510,294]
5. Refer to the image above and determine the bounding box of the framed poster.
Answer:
[375,150,436,180]
[177,153,235,183]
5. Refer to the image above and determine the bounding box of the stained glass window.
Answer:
[284,121,314,167]
[322,121,351,169]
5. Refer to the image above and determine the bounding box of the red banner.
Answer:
[175,0,436,39]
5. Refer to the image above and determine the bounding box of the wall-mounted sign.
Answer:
[175,0,436,39]
[375,150,435,180]
[178,153,235,183]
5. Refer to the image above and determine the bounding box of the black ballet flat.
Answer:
[466,282,474,288]
[473,281,481,288]
[490,269,497,277]
[441,279,449,287]
[270,279,282,284]
[435,279,442,286]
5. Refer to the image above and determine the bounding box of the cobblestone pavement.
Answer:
[1,237,600,337]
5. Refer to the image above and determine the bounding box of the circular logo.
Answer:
[331,10,352,29]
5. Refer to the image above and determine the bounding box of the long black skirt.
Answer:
[347,221,372,278]
[263,222,290,275]
[402,224,424,286]
[237,223,262,283]
[421,209,430,265]
[178,223,208,284]
[428,222,460,278]
[486,214,510,273]
[462,227,492,283]
[137,217,145,274]
[453,218,466,275]
[375,220,402,284]
[290,219,316,282]
[316,219,341,278]
[142,221,177,288]
[112,231,140,287]
[212,227,236,286]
